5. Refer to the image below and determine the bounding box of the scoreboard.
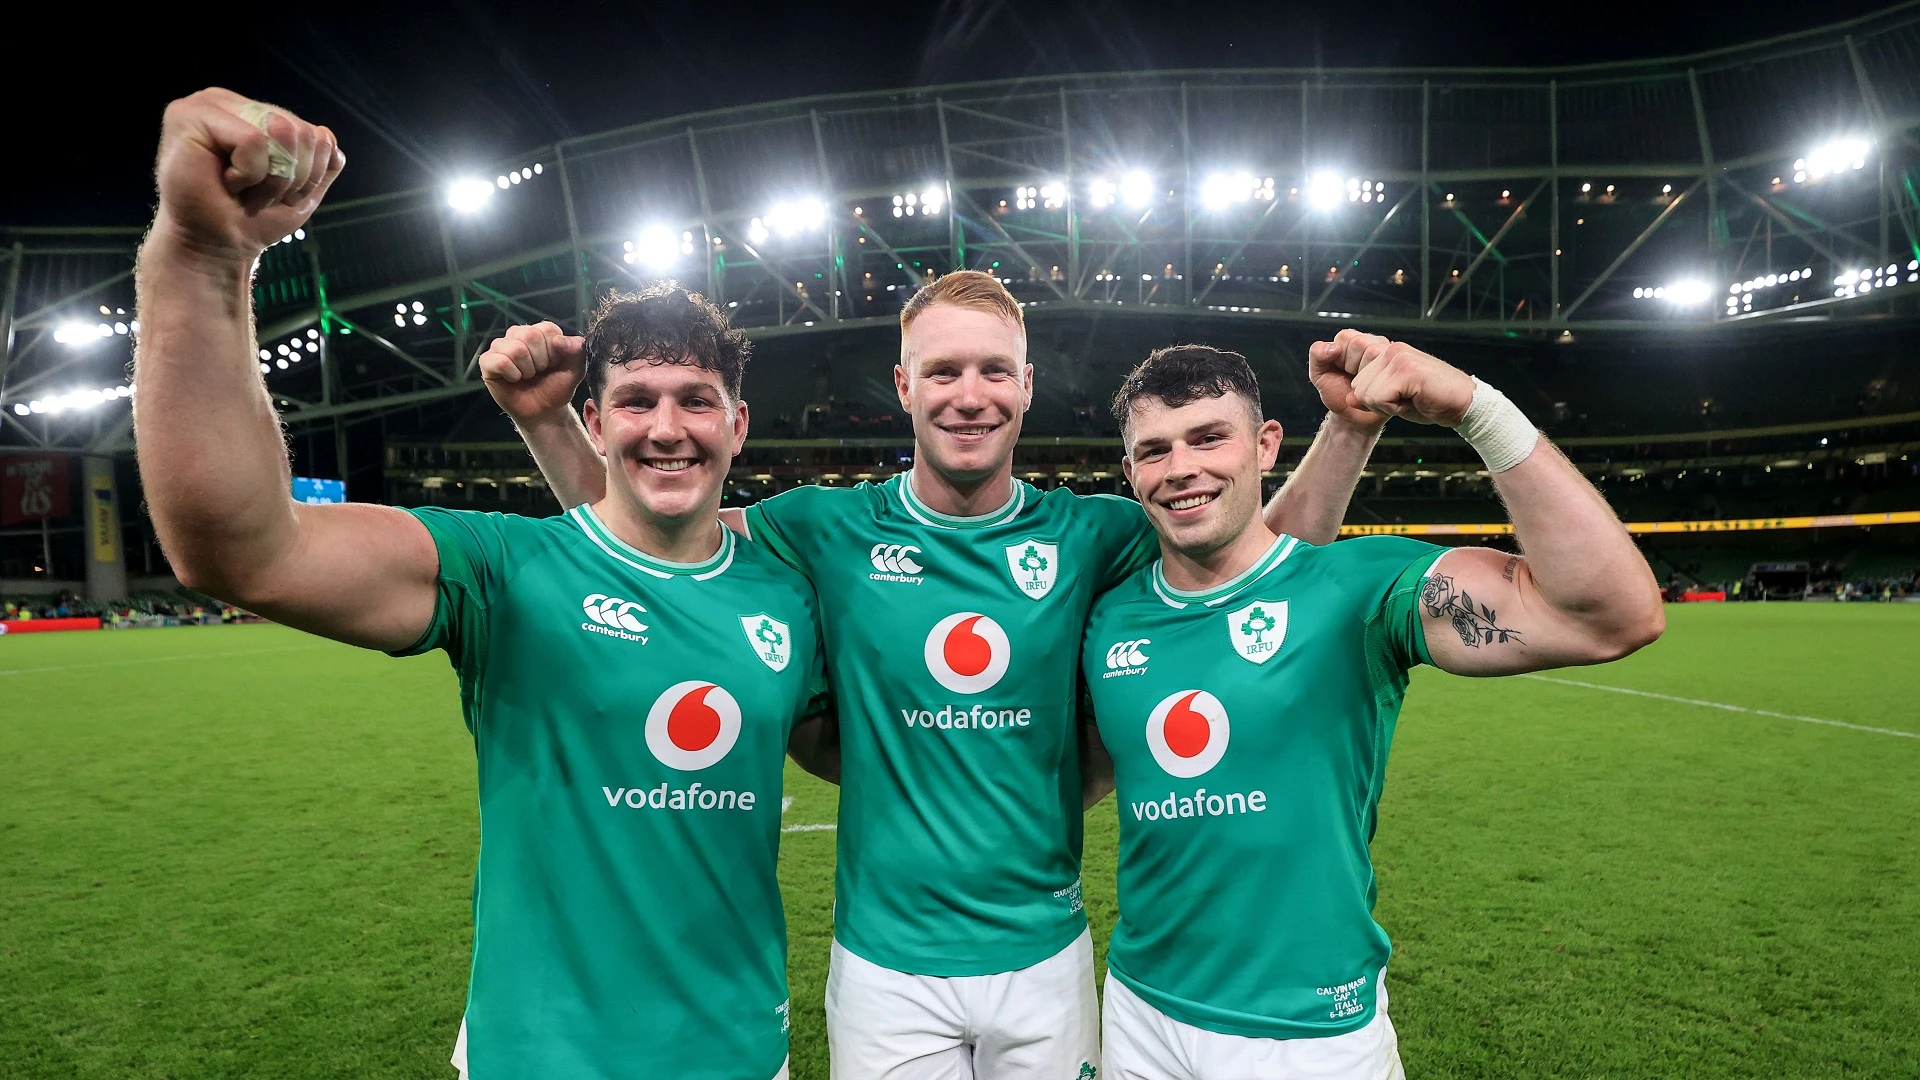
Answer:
[292,477,346,505]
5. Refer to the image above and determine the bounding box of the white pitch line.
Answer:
[1518,673,1920,740]
[782,823,837,833]
[0,644,331,678]
[781,796,793,813]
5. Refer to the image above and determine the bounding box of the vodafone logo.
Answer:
[923,612,1011,694]
[644,680,743,771]
[1145,690,1231,778]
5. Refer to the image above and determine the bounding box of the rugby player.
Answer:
[493,272,1383,1078]
[1081,338,1666,1079]
[134,89,829,1079]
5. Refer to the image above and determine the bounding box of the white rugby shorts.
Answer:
[1101,970,1403,1080]
[825,930,1100,1080]
[450,1017,790,1079]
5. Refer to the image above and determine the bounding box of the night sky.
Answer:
[6,0,1845,226]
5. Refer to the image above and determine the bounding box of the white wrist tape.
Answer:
[1456,377,1538,473]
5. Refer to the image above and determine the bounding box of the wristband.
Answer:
[1456,377,1538,473]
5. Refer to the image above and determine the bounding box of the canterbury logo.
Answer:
[870,544,924,575]
[582,593,649,633]
[1105,638,1151,669]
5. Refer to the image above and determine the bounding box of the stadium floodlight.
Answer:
[890,186,945,218]
[1305,171,1345,212]
[1119,170,1153,208]
[1666,280,1712,306]
[446,178,496,213]
[1088,178,1118,209]
[1794,137,1870,183]
[626,224,681,270]
[1200,172,1257,210]
[747,217,770,244]
[30,384,134,416]
[52,321,114,347]
[763,199,827,237]
[1346,178,1386,204]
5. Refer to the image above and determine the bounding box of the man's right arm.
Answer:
[477,325,607,511]
[135,89,437,652]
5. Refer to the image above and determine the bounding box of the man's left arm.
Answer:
[1319,330,1665,676]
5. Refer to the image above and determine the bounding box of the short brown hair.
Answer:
[582,282,750,404]
[1111,344,1263,436]
[899,270,1027,338]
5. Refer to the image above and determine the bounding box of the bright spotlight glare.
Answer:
[631,224,680,271]
[1666,280,1712,306]
[1306,171,1346,212]
[52,322,112,347]
[1200,172,1255,210]
[1089,178,1117,209]
[1119,170,1153,208]
[446,178,496,213]
[1800,138,1870,181]
[764,199,827,237]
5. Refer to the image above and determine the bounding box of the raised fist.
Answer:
[152,88,344,259]
[1309,329,1476,428]
[479,322,587,421]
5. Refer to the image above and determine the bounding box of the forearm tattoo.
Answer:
[1422,573,1524,648]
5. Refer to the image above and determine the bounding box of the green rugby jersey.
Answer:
[744,472,1155,975]
[1081,533,1446,1040]
[394,504,822,1079]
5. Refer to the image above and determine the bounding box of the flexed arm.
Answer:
[1313,330,1665,675]
[135,89,438,651]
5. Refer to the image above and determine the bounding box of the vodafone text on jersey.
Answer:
[602,681,762,812]
[1130,689,1268,822]
[900,612,1035,731]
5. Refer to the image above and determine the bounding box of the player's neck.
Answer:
[1159,522,1281,593]
[909,463,1016,518]
[591,493,725,565]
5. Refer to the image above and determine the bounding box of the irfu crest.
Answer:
[1224,599,1289,664]
[739,613,793,672]
[1004,539,1058,600]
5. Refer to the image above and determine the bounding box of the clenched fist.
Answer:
[479,322,587,421]
[152,88,344,260]
[1308,329,1476,428]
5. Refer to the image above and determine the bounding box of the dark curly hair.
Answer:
[582,282,750,404]
[1110,344,1263,436]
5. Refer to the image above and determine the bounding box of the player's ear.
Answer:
[582,395,608,457]
[1021,363,1034,408]
[1256,418,1283,471]
[893,362,913,412]
[729,397,750,456]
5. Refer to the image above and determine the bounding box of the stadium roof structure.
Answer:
[4,3,1920,455]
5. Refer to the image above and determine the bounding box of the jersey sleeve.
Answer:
[386,507,507,683]
[1086,494,1159,591]
[742,488,822,575]
[1352,536,1450,674]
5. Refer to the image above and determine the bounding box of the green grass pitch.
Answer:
[3,603,1917,1078]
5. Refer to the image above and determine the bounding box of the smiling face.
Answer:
[894,303,1032,486]
[1121,390,1282,563]
[583,357,747,527]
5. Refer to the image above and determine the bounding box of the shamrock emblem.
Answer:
[1019,544,1048,579]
